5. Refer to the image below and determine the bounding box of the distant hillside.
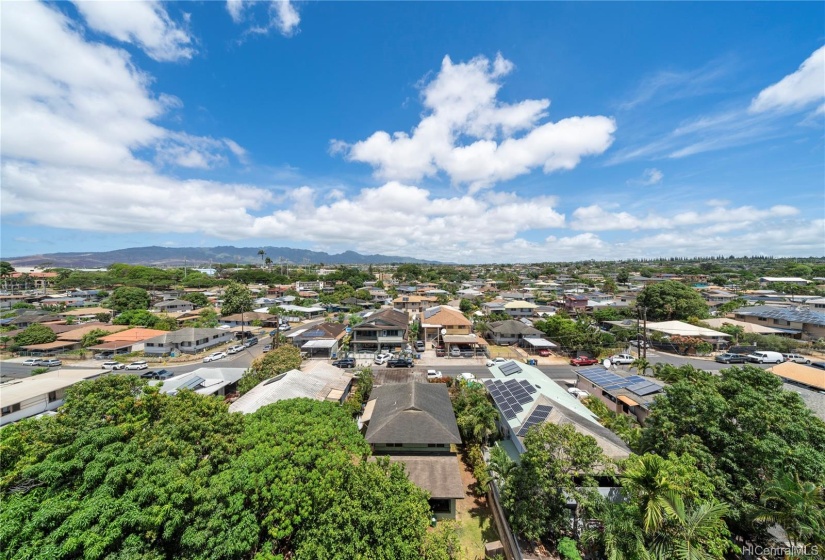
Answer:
[4,246,439,268]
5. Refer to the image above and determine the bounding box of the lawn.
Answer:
[453,449,500,559]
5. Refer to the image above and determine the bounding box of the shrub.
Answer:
[31,367,49,375]
[557,537,583,560]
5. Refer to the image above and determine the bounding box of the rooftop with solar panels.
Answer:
[575,366,665,406]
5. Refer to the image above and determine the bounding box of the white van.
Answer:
[746,351,784,364]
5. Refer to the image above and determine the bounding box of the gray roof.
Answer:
[734,306,825,327]
[144,327,230,344]
[488,320,544,337]
[356,308,409,329]
[153,299,193,308]
[377,455,465,499]
[365,382,461,445]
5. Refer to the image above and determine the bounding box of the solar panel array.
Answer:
[577,368,662,396]
[178,376,204,391]
[485,379,536,420]
[499,361,522,376]
[516,404,553,437]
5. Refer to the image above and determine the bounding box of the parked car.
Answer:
[243,337,258,348]
[332,357,356,369]
[715,353,747,364]
[538,349,551,357]
[435,347,446,357]
[263,344,272,353]
[203,351,227,363]
[459,372,476,381]
[227,345,245,354]
[746,351,785,364]
[154,370,174,380]
[450,347,461,357]
[94,353,114,360]
[426,369,443,380]
[782,353,811,364]
[41,359,62,368]
[630,340,650,348]
[609,354,634,365]
[485,357,507,367]
[388,357,413,368]
[415,341,426,352]
[21,358,43,366]
[126,361,148,370]
[140,371,157,379]
[570,356,599,366]
[374,353,393,365]
[101,361,126,370]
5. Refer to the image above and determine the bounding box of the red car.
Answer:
[538,349,551,357]
[570,356,599,366]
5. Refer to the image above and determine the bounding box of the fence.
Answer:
[487,480,523,560]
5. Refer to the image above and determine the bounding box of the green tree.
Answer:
[94,311,112,323]
[80,328,110,348]
[108,286,151,311]
[616,269,630,284]
[192,307,219,328]
[13,323,56,346]
[756,473,825,550]
[238,344,302,394]
[647,492,733,560]
[630,358,652,375]
[502,422,606,543]
[180,292,209,307]
[459,298,475,313]
[113,308,158,327]
[637,281,709,321]
[221,281,254,316]
[11,302,36,310]
[452,379,498,446]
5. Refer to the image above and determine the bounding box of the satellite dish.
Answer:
[440,328,447,335]
[603,359,611,368]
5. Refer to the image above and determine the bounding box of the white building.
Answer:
[1,369,102,426]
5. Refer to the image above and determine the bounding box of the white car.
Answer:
[227,345,245,355]
[125,361,148,370]
[374,353,393,365]
[203,352,227,363]
[426,369,443,380]
[459,372,476,381]
[21,358,43,366]
[485,357,507,367]
[610,354,634,365]
[450,347,461,357]
[101,361,126,370]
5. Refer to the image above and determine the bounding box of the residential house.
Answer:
[220,311,280,328]
[486,320,545,346]
[645,320,731,350]
[575,365,665,425]
[419,305,473,344]
[703,317,791,336]
[392,295,437,313]
[287,322,346,358]
[502,300,538,319]
[767,362,825,393]
[500,291,536,303]
[143,328,234,356]
[564,294,589,314]
[156,367,245,397]
[229,363,354,414]
[1,368,103,426]
[88,327,180,356]
[482,299,506,316]
[7,310,62,328]
[805,297,825,311]
[732,306,825,340]
[152,299,195,313]
[350,308,410,353]
[362,382,464,519]
[759,277,811,286]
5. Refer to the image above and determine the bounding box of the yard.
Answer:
[452,448,499,559]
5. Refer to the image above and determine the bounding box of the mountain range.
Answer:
[4,246,438,268]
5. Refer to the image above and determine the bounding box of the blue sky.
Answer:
[1,1,823,263]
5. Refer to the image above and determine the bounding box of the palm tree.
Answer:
[459,403,498,446]
[621,454,671,533]
[630,358,652,376]
[756,473,825,550]
[487,444,515,482]
[257,249,266,268]
[648,492,730,560]
[582,500,650,560]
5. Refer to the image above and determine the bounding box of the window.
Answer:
[48,391,58,402]
[429,499,451,513]
[385,443,403,448]
[428,443,446,448]
[1,403,21,416]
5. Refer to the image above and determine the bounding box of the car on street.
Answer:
[486,357,508,367]
[387,357,413,368]
[415,341,425,352]
[21,358,43,366]
[570,356,599,366]
[609,354,634,365]
[140,371,157,379]
[41,358,62,368]
[332,357,356,369]
[715,353,747,364]
[263,343,272,352]
[374,353,393,365]
[154,369,174,380]
[94,353,114,360]
[782,353,811,364]
[459,372,476,381]
[538,349,551,357]
[125,361,148,370]
[746,351,785,364]
[204,351,227,362]
[243,337,258,348]
[101,361,126,370]
[227,345,245,354]
[426,369,443,380]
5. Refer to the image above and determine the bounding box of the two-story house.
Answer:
[143,327,234,356]
[153,299,196,313]
[392,295,437,313]
[350,308,410,354]
[363,382,464,519]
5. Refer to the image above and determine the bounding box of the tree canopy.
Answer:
[108,286,151,312]
[13,323,56,346]
[636,281,709,321]
[238,344,303,394]
[0,376,444,559]
[221,282,254,316]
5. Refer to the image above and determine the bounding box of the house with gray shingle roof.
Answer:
[142,327,234,355]
[363,382,464,518]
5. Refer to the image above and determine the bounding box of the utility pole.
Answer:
[641,306,648,361]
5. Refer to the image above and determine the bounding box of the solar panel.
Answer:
[178,376,204,391]
[602,383,626,391]
[516,405,554,436]
[500,362,522,376]
[502,408,517,420]
[519,380,537,394]
[511,403,523,414]
[516,394,533,405]
[535,404,553,414]
[626,382,652,393]
[631,384,663,397]
[625,376,647,384]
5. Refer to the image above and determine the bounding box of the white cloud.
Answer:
[226,0,301,37]
[336,53,616,192]
[750,46,825,113]
[628,168,663,186]
[72,0,195,62]
[571,204,799,232]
